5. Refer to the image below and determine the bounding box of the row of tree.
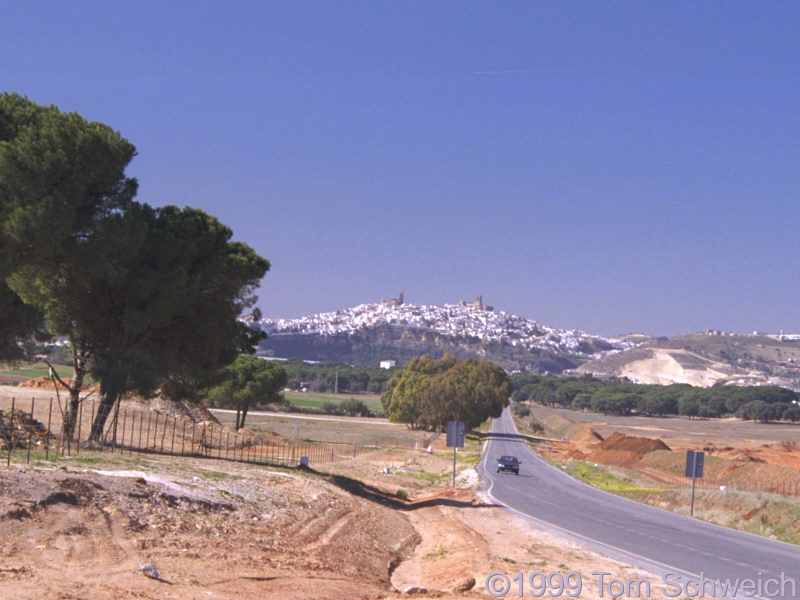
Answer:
[381,354,510,430]
[511,374,800,423]
[0,93,269,439]
[278,359,398,394]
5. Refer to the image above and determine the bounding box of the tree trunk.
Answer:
[235,408,242,430]
[240,403,249,430]
[64,344,89,439]
[89,392,118,443]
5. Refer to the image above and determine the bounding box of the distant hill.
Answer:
[256,302,800,390]
[256,301,631,373]
[575,332,800,391]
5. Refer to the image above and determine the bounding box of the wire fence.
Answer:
[634,464,800,498]
[0,395,363,469]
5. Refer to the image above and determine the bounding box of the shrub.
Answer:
[320,401,341,415]
[513,403,531,417]
[339,398,372,417]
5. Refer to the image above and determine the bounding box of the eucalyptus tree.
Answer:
[381,354,510,430]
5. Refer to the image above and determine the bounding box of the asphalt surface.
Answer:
[478,408,800,600]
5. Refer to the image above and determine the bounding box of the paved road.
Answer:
[478,408,800,600]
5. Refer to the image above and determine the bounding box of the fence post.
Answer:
[171,417,176,454]
[26,397,34,464]
[46,397,52,460]
[8,397,15,467]
[146,412,154,451]
[89,401,96,452]
[128,410,135,456]
[120,410,127,451]
[161,414,168,453]
[136,411,143,454]
[75,397,82,456]
[181,421,186,455]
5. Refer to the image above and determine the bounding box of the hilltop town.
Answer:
[258,294,632,358]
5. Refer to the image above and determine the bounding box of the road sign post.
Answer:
[446,420,466,488]
[685,450,705,517]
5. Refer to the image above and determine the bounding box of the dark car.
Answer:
[497,455,520,475]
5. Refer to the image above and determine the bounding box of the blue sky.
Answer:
[3,1,798,336]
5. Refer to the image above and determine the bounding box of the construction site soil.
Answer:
[530,405,800,493]
[0,384,683,600]
[4,384,800,598]
[0,459,684,600]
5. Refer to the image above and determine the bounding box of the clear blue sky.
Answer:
[3,1,798,336]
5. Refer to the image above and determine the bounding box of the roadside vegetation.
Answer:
[278,359,398,394]
[561,458,800,545]
[283,390,383,415]
[511,373,800,422]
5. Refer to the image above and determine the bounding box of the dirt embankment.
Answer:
[0,465,417,600]
[0,457,683,600]
[557,425,671,467]
[535,406,800,493]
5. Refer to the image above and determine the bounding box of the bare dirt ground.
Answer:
[0,457,681,600]
[0,383,680,600]
[530,404,800,470]
[0,384,742,599]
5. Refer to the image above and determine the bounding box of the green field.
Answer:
[283,390,383,414]
[0,362,54,379]
[0,361,96,385]
[0,361,78,380]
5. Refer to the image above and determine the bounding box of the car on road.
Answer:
[497,455,520,475]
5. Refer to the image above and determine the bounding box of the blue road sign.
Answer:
[446,420,466,448]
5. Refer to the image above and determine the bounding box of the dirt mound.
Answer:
[18,376,101,394]
[565,449,587,460]
[0,466,419,599]
[119,396,221,426]
[0,410,51,449]
[18,376,70,390]
[571,427,603,445]
[584,432,671,467]
[598,432,670,455]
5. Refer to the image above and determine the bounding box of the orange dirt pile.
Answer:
[18,376,101,394]
[599,432,671,454]
[571,427,603,445]
[18,376,70,390]
[586,432,671,467]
